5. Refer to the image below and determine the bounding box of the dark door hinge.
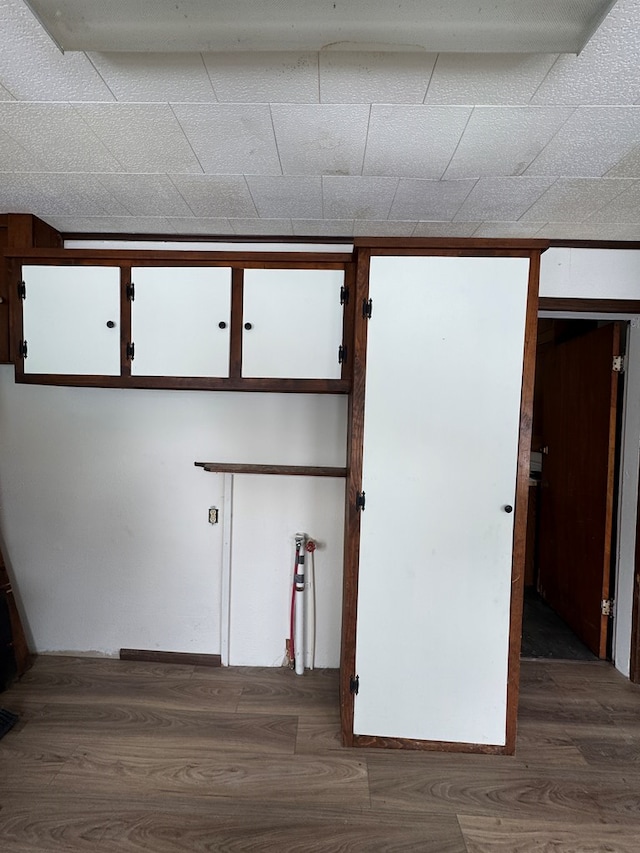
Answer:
[350,675,359,695]
[17,281,26,300]
[338,344,347,365]
[362,298,373,319]
[340,285,349,306]
[126,283,135,301]
[356,490,366,512]
[18,339,27,359]
[126,342,135,361]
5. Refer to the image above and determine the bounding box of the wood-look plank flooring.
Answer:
[1,657,640,851]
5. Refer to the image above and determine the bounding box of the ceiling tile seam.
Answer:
[522,105,579,174]
[603,143,640,178]
[440,107,475,180]
[384,177,402,220]
[267,106,285,177]
[321,175,325,219]
[91,173,141,216]
[409,221,420,237]
[314,53,321,104]
[242,175,260,217]
[168,103,206,174]
[69,102,133,172]
[421,52,441,104]
[0,124,47,171]
[453,177,480,219]
[516,176,561,221]
[166,174,198,217]
[198,53,220,101]
[581,178,640,223]
[526,53,562,104]
[359,105,373,177]
[83,53,118,102]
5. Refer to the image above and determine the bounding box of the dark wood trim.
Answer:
[339,248,371,748]
[539,297,640,314]
[0,553,32,678]
[505,250,541,755]
[229,268,243,379]
[195,462,347,477]
[340,262,356,383]
[15,373,351,394]
[9,259,24,379]
[549,239,640,250]
[352,734,508,754]
[63,232,353,246]
[6,249,352,267]
[120,265,132,378]
[119,649,221,668]
[354,237,549,252]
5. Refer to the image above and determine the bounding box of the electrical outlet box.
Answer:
[208,507,219,525]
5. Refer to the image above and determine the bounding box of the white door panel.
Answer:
[353,255,529,746]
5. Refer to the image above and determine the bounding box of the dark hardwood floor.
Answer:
[1,655,639,851]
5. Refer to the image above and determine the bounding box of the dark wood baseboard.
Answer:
[119,649,222,668]
[352,734,509,755]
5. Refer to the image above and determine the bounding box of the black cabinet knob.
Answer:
[106,320,116,329]
[244,322,253,331]
[218,321,227,329]
[504,505,513,513]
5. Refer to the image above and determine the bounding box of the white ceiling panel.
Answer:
[319,52,436,104]
[0,103,122,172]
[0,82,14,101]
[0,127,42,170]
[526,107,640,177]
[425,54,557,105]
[44,215,176,233]
[532,1,640,105]
[444,107,574,179]
[74,104,202,173]
[322,176,398,220]
[607,145,640,178]
[364,105,471,179]
[271,105,370,176]
[537,222,640,240]
[164,217,232,234]
[0,172,128,215]
[413,221,480,237]
[169,175,258,218]
[171,104,281,175]
[93,174,194,217]
[521,178,634,222]
[352,219,417,237]
[292,219,354,236]
[473,221,546,237]
[88,53,217,102]
[585,182,640,223]
[229,218,294,235]
[202,53,319,103]
[454,176,555,221]
[0,0,114,100]
[245,176,322,219]
[389,178,475,221]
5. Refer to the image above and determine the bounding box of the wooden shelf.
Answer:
[194,462,348,478]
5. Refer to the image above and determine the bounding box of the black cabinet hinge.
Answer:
[362,298,373,319]
[126,283,135,301]
[17,281,26,300]
[340,285,349,306]
[356,490,366,512]
[18,339,27,359]
[350,675,359,695]
[126,342,135,361]
[338,344,347,365]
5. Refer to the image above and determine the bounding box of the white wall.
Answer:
[541,248,640,299]
[0,367,347,663]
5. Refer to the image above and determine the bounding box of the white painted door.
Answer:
[242,269,344,379]
[353,255,530,746]
[22,265,120,375]
[131,267,231,377]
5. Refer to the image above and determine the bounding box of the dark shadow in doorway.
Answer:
[521,588,598,660]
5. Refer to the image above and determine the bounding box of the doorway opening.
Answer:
[521,317,626,662]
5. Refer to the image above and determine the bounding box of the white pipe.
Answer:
[305,543,316,670]
[294,533,306,676]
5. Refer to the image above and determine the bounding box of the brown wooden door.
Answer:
[537,322,621,658]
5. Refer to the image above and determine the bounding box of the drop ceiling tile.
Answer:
[75,104,202,173]
[292,219,354,237]
[44,216,175,234]
[0,103,122,172]
[93,174,194,217]
[320,52,436,104]
[88,53,217,102]
[536,222,640,240]
[352,220,417,237]
[473,221,547,238]
[171,104,280,175]
[0,126,42,170]
[0,0,114,100]
[454,177,555,221]
[525,107,640,177]
[389,179,475,221]
[521,178,634,222]
[202,52,319,103]
[532,3,640,105]
[0,82,14,101]
[0,172,129,216]
[585,182,640,223]
[412,222,481,237]
[229,218,294,236]
[364,105,471,179]
[245,176,322,219]
[322,176,398,219]
[444,107,573,179]
[271,104,370,176]
[169,175,258,218]
[163,217,232,235]
[607,145,640,178]
[425,54,557,105]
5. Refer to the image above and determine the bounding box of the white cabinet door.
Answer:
[22,265,120,375]
[242,269,343,379]
[353,255,530,747]
[131,267,231,377]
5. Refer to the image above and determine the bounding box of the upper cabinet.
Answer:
[10,252,353,392]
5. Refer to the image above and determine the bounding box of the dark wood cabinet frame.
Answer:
[7,249,355,394]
